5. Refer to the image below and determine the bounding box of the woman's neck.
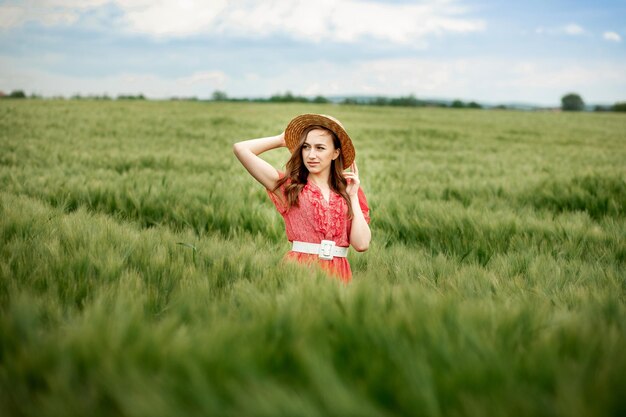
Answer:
[307,170,331,189]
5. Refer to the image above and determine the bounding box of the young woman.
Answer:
[233,114,371,282]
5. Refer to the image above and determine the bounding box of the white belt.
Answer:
[292,240,348,260]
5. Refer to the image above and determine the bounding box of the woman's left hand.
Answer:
[344,161,360,198]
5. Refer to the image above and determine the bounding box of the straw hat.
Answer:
[284,114,355,169]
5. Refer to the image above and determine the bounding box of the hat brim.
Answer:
[284,114,355,170]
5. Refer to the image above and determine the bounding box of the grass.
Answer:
[1,100,625,416]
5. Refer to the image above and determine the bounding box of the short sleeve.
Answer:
[357,188,370,224]
[266,171,288,215]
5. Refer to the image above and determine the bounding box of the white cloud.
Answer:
[535,23,587,36]
[0,0,109,28]
[181,71,228,86]
[303,83,322,96]
[0,55,227,98]
[258,0,480,43]
[0,0,485,43]
[31,0,109,6]
[563,23,585,35]
[120,0,485,43]
[0,5,79,28]
[603,31,621,42]
[504,60,625,91]
[0,5,27,29]
[118,0,228,37]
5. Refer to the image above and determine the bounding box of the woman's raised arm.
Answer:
[233,132,286,190]
[345,161,371,252]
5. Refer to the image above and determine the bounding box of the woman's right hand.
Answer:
[278,131,286,148]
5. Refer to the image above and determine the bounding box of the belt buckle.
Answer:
[319,240,335,260]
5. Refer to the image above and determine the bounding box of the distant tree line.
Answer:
[211,90,329,104]
[71,93,145,100]
[0,90,146,100]
[211,90,484,108]
[593,102,626,112]
[0,90,40,99]
[612,102,626,112]
[2,89,626,112]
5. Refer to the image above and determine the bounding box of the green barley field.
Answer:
[1,100,625,416]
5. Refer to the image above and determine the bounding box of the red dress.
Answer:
[266,172,370,282]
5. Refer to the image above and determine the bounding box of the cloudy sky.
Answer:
[1,0,625,105]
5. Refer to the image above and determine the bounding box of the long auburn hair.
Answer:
[273,125,353,218]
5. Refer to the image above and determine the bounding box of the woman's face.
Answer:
[301,129,340,175]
